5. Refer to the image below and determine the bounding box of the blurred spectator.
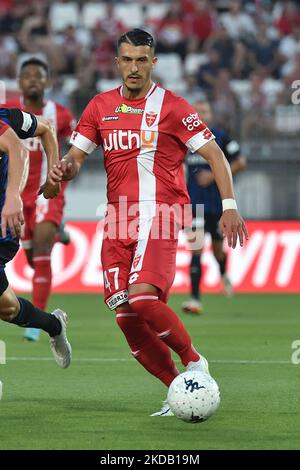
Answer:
[249,20,280,77]
[240,72,274,139]
[275,1,300,36]
[91,28,116,79]
[57,26,82,75]
[96,2,125,42]
[70,69,98,119]
[221,0,256,39]
[205,25,234,69]
[197,48,221,93]
[231,40,255,79]
[211,69,238,133]
[0,33,18,78]
[185,0,216,48]
[279,22,300,61]
[156,0,188,60]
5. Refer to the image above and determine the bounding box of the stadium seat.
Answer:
[184,53,209,75]
[81,2,108,30]
[114,4,144,28]
[49,2,80,32]
[262,79,284,105]
[62,77,79,95]
[97,78,121,93]
[145,3,170,28]
[155,54,183,85]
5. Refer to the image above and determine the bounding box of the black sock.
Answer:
[217,254,227,276]
[190,254,201,300]
[10,298,61,337]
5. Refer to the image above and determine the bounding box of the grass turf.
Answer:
[0,293,299,450]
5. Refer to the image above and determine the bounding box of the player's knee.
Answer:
[33,241,53,256]
[115,312,138,332]
[0,299,20,321]
[128,294,159,317]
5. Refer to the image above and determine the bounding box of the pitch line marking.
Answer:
[6,357,291,364]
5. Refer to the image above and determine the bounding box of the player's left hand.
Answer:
[219,210,248,248]
[196,170,214,187]
[38,180,61,199]
[1,193,24,238]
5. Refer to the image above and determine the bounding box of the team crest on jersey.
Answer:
[145,111,157,127]
[115,103,144,114]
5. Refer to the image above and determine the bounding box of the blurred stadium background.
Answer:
[1,0,300,452]
[1,0,299,294]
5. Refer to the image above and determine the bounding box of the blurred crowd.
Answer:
[1,0,300,139]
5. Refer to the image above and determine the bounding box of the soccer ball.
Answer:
[167,370,220,423]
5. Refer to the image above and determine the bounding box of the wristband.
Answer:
[222,198,237,211]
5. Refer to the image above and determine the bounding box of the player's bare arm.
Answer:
[34,116,60,199]
[196,155,247,187]
[197,139,248,248]
[49,145,88,183]
[0,127,28,238]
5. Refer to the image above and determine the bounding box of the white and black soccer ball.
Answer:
[167,371,220,423]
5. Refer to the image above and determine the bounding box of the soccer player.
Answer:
[6,58,75,341]
[0,108,71,368]
[182,99,247,315]
[50,29,248,415]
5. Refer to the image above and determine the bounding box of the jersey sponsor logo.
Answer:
[145,111,157,127]
[103,129,156,151]
[203,128,213,140]
[128,273,139,284]
[102,116,119,121]
[182,113,202,131]
[115,103,144,114]
[106,289,128,310]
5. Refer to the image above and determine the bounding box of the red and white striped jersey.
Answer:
[6,98,75,203]
[70,83,214,207]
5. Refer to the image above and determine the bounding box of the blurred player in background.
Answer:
[6,58,75,341]
[0,108,71,368]
[182,99,247,315]
[49,29,248,416]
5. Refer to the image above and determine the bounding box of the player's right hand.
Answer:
[49,160,76,182]
[38,180,61,199]
[1,193,24,239]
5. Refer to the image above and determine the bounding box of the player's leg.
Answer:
[127,237,204,368]
[0,243,71,368]
[102,236,179,390]
[210,215,233,297]
[23,221,57,341]
[182,224,203,315]
[24,194,65,341]
[54,221,71,245]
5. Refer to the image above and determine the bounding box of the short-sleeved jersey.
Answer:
[70,84,214,211]
[5,99,75,203]
[0,108,37,240]
[186,127,241,217]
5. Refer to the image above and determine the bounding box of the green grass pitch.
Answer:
[0,293,299,450]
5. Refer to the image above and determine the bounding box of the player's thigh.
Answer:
[0,239,20,320]
[128,237,178,299]
[101,237,133,310]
